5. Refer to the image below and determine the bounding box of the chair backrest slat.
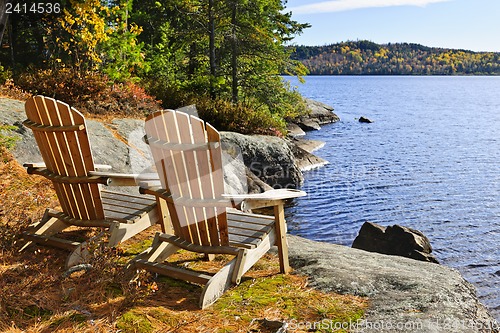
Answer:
[145,110,230,246]
[177,114,210,246]
[25,96,104,220]
[206,124,229,245]
[145,111,185,239]
[166,112,200,244]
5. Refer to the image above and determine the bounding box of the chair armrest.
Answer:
[25,166,110,185]
[223,189,306,210]
[24,162,112,171]
[138,179,162,190]
[139,185,172,200]
[89,171,159,187]
[94,164,112,171]
[88,171,137,186]
[24,164,159,187]
[23,162,46,168]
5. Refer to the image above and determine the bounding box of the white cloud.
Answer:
[288,0,453,15]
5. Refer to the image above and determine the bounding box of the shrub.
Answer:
[16,68,108,104]
[192,97,286,136]
[0,64,12,85]
[15,68,161,117]
[0,79,32,101]
[82,82,162,117]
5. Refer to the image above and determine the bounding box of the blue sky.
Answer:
[285,0,500,52]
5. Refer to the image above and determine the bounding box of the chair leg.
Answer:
[199,259,236,309]
[204,253,216,261]
[19,210,69,252]
[231,249,247,284]
[274,203,291,274]
[156,197,173,234]
[200,235,274,309]
[66,231,107,268]
[130,233,179,267]
[107,207,159,247]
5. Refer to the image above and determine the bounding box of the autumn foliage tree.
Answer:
[50,0,109,71]
[0,0,310,134]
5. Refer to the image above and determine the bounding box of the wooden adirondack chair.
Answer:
[21,96,162,268]
[134,109,306,308]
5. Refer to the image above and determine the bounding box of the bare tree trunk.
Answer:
[208,0,216,99]
[8,17,14,65]
[0,0,11,46]
[230,1,238,104]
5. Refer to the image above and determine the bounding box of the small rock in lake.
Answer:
[359,116,373,123]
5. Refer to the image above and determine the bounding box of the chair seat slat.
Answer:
[100,190,156,206]
[102,204,145,218]
[228,226,267,241]
[227,210,274,225]
[228,236,259,249]
[227,220,273,234]
[101,196,156,212]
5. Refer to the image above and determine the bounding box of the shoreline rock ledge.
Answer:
[287,98,340,137]
[287,235,499,333]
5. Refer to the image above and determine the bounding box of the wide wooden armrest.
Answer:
[138,179,162,190]
[139,186,171,199]
[89,171,159,187]
[24,163,156,186]
[25,166,110,185]
[24,162,46,168]
[223,189,306,210]
[224,189,306,201]
[88,171,137,186]
[24,162,112,171]
[94,164,112,171]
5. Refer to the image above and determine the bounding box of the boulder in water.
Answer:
[352,221,439,263]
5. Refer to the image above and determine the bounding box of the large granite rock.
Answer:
[221,131,303,189]
[304,98,340,124]
[286,123,306,138]
[288,235,499,333]
[352,222,439,263]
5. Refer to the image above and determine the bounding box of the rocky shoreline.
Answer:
[1,97,498,332]
[287,235,498,333]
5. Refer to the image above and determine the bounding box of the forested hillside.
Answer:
[292,41,500,75]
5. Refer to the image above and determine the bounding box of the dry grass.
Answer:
[0,145,368,332]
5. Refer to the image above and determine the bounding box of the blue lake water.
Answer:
[285,76,500,320]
